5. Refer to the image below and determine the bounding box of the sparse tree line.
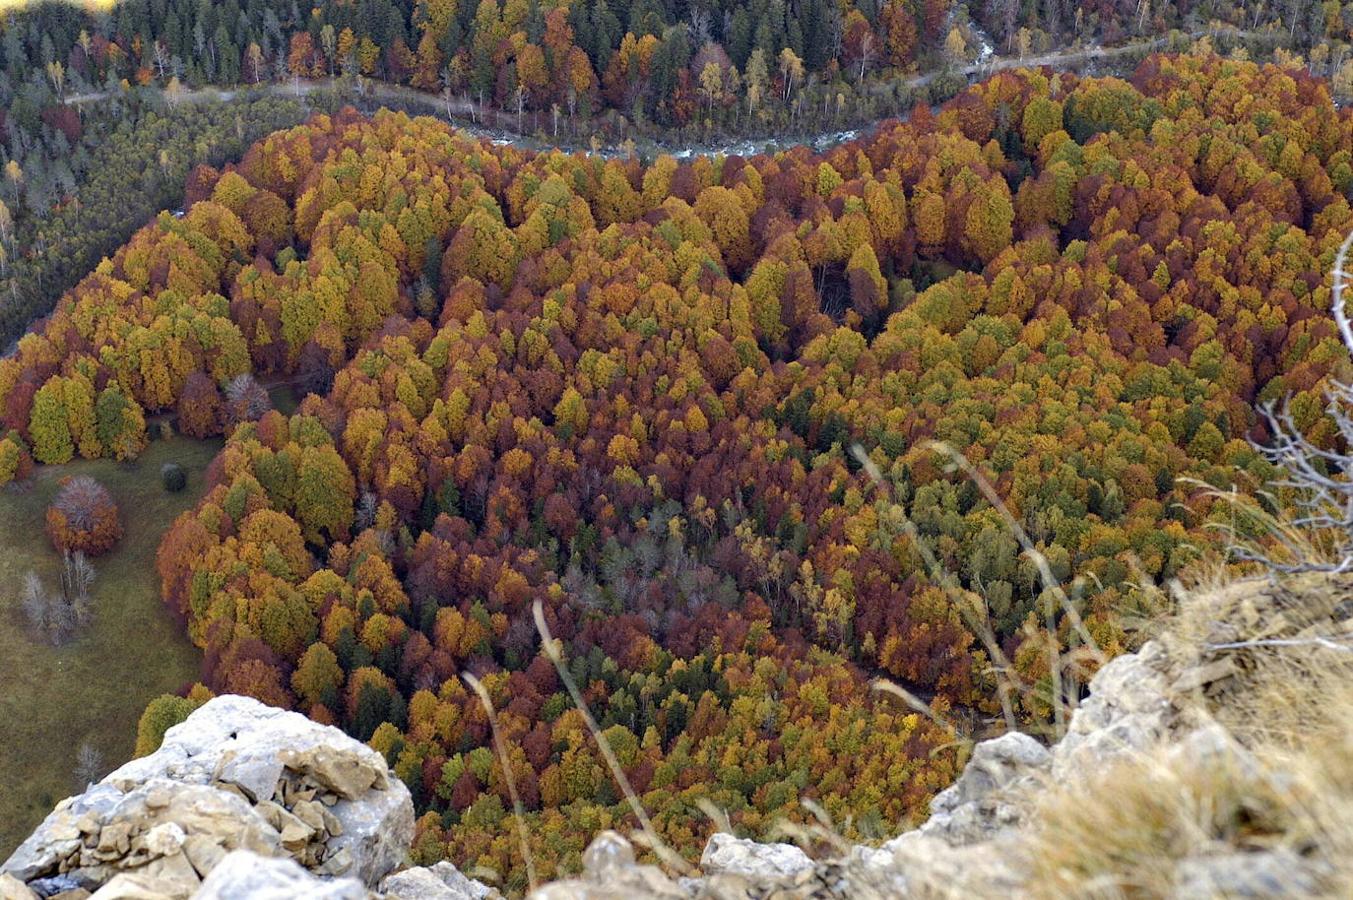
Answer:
[21,551,94,645]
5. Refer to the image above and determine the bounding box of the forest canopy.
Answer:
[2,51,1351,888]
[1,0,1344,134]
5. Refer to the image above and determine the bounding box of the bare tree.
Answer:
[73,742,104,790]
[53,476,111,534]
[21,571,49,632]
[152,41,171,81]
[61,549,95,626]
[22,569,75,645]
[355,490,379,531]
[1285,0,1308,42]
[21,552,96,645]
[225,373,272,423]
[689,7,712,47]
[856,31,877,82]
[1223,230,1353,574]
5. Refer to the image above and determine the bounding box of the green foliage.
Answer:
[160,463,187,493]
[134,695,199,757]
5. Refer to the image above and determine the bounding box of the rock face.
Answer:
[105,695,413,885]
[1052,639,1177,779]
[2,695,414,898]
[911,731,1050,846]
[697,834,813,879]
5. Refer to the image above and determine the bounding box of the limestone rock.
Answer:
[863,832,1023,898]
[1171,849,1323,898]
[914,731,1050,845]
[194,851,368,900]
[278,746,386,800]
[87,871,192,899]
[106,696,412,886]
[379,861,497,900]
[1053,640,1175,779]
[528,832,686,900]
[0,873,38,900]
[698,833,813,878]
[140,824,187,859]
[2,785,124,882]
[1164,723,1265,784]
[581,832,635,879]
[2,780,277,889]
[3,695,412,896]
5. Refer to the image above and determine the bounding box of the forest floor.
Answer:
[0,434,217,856]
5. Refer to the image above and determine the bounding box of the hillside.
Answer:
[1,48,1352,891]
[5,568,1351,898]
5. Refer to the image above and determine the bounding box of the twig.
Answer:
[1206,636,1353,653]
[462,671,539,890]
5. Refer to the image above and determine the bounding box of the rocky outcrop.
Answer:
[1,696,417,899]
[195,851,367,900]
[1052,639,1178,779]
[378,861,498,900]
[697,834,813,879]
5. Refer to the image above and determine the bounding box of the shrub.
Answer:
[161,463,187,493]
[46,475,122,557]
[134,695,196,756]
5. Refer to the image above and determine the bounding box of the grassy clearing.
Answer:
[0,434,217,856]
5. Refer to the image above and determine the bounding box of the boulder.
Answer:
[528,832,685,900]
[860,831,1022,897]
[194,851,367,900]
[698,833,813,878]
[912,731,1050,845]
[87,871,194,899]
[379,862,498,900]
[2,696,413,897]
[1053,640,1175,779]
[0,873,37,900]
[105,696,412,886]
[2,779,278,891]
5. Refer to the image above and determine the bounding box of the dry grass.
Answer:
[1014,574,1353,899]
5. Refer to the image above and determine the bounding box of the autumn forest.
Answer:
[2,24,1352,892]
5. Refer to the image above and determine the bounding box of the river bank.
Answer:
[65,24,1271,161]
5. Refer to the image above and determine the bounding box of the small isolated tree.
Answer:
[20,571,58,640]
[134,694,197,756]
[61,549,96,628]
[46,475,122,557]
[224,373,272,427]
[161,463,187,493]
[73,741,104,790]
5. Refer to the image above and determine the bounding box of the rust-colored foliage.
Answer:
[46,475,122,557]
